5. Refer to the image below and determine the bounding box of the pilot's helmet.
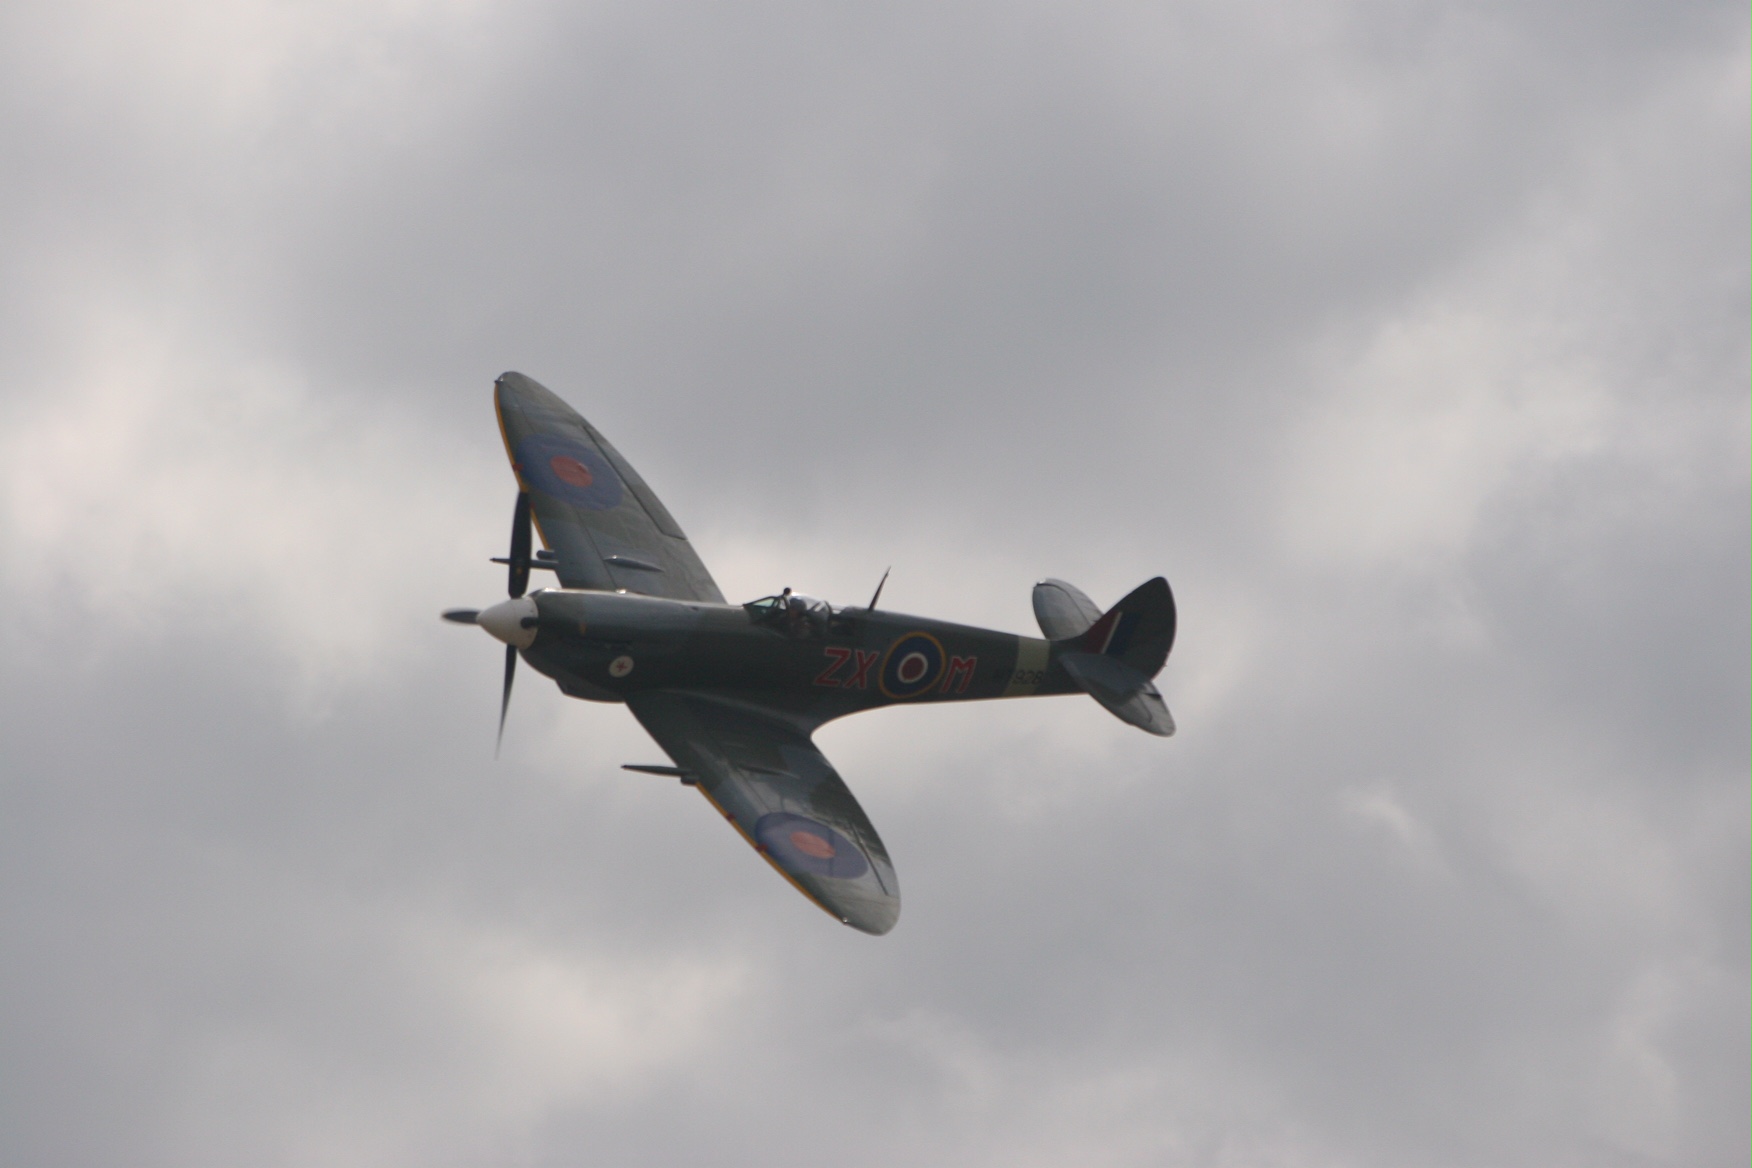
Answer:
[786,593,831,630]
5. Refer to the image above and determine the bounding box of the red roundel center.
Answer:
[897,652,928,683]
[789,830,836,859]
[550,455,594,487]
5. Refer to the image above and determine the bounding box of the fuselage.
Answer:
[515,588,1078,724]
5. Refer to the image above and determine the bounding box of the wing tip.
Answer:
[769,856,901,936]
[842,908,900,936]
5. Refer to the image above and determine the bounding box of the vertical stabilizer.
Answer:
[1073,576,1176,677]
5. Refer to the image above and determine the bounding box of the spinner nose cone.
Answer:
[477,596,539,649]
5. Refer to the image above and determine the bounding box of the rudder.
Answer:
[1072,576,1176,679]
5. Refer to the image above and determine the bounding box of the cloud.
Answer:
[0,2,1744,1166]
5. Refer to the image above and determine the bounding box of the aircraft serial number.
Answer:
[1008,668,1047,687]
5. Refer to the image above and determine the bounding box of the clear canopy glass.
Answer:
[744,590,832,637]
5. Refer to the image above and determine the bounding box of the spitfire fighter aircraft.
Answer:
[444,373,1177,934]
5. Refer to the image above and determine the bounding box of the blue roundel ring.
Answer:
[753,812,869,880]
[879,632,946,699]
[514,434,624,510]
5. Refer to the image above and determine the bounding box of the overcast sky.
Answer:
[0,2,1746,1165]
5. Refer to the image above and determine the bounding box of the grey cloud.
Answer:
[0,2,1744,1166]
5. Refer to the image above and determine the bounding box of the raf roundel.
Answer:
[550,456,594,488]
[879,631,946,699]
[514,434,624,510]
[753,812,869,879]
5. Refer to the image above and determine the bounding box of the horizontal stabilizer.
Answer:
[1033,578,1103,640]
[1060,652,1176,737]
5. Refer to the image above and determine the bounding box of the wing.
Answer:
[626,691,900,935]
[493,372,725,603]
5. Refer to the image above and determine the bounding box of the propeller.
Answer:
[506,490,532,600]
[439,491,537,757]
[497,643,517,756]
[496,491,533,755]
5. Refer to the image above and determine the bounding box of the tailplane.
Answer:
[1032,576,1177,737]
[1032,578,1103,639]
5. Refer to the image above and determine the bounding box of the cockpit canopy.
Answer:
[745,590,833,638]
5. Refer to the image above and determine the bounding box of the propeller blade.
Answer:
[441,608,481,624]
[507,491,533,599]
[496,643,517,758]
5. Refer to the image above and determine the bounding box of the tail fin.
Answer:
[1070,576,1176,678]
[1036,576,1178,737]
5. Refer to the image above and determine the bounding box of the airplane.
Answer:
[443,372,1177,935]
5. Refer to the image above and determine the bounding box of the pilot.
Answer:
[784,590,810,637]
[779,589,831,639]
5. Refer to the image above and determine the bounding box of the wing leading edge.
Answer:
[494,372,724,603]
[626,691,900,935]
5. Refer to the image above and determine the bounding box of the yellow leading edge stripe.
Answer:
[692,784,849,924]
[494,391,558,553]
